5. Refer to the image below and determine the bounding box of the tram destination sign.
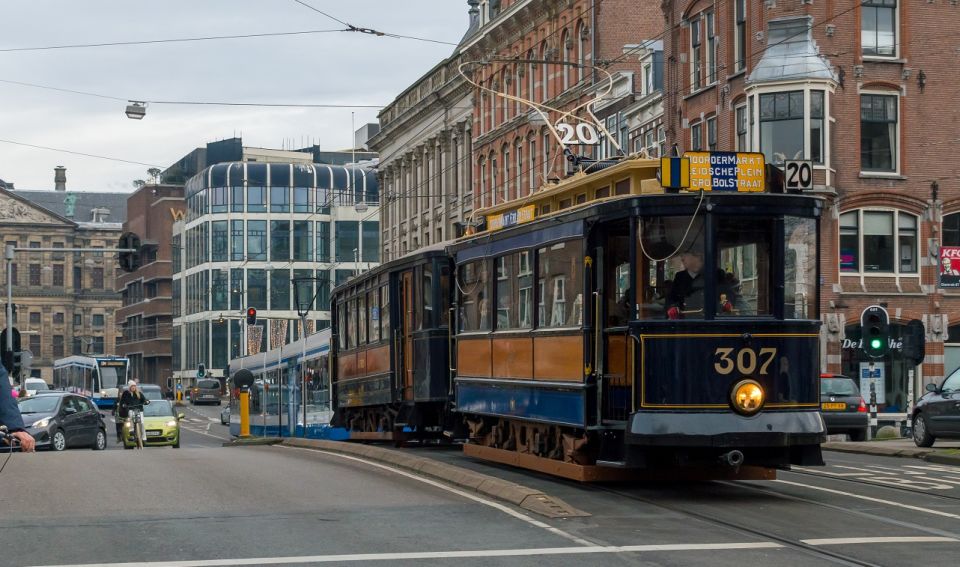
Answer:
[487,205,536,232]
[685,151,766,192]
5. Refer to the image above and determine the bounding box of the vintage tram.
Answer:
[330,156,825,479]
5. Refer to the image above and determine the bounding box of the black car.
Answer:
[912,369,960,447]
[18,392,108,451]
[819,374,869,442]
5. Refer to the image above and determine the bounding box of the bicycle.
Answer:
[126,408,145,450]
[0,425,18,473]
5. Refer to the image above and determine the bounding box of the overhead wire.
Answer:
[0,29,347,53]
[292,0,458,46]
[0,138,164,167]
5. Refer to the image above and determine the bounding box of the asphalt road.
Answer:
[4,421,960,566]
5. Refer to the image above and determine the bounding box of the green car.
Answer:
[122,400,184,449]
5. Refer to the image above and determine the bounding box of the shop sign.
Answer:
[939,246,960,288]
[684,151,766,192]
[859,362,886,404]
[487,205,536,231]
[841,338,903,351]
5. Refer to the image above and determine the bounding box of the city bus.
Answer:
[52,355,129,409]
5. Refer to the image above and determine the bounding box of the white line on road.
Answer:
[775,480,960,519]
[802,536,957,546]
[26,542,784,567]
[180,427,229,442]
[277,445,594,546]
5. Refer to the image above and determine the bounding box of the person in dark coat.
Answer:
[667,252,706,318]
[0,365,35,452]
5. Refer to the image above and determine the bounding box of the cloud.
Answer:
[0,0,467,190]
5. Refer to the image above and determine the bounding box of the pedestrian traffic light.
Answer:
[117,232,142,273]
[246,307,257,325]
[861,305,889,359]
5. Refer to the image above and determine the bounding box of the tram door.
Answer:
[598,222,634,423]
[399,270,415,401]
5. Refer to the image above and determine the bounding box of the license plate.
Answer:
[821,402,847,411]
[146,431,162,437]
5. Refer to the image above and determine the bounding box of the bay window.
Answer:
[758,89,825,165]
[839,210,917,274]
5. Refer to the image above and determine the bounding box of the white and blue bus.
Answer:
[53,355,129,409]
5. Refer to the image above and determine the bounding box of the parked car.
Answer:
[220,405,230,425]
[912,368,960,447]
[191,379,222,405]
[23,378,50,397]
[121,400,183,449]
[18,392,107,451]
[819,374,869,442]
[138,384,163,401]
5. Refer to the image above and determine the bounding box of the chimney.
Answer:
[54,166,67,191]
[468,0,480,27]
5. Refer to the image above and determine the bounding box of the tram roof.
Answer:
[331,240,453,297]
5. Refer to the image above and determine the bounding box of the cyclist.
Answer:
[0,365,35,452]
[117,380,149,444]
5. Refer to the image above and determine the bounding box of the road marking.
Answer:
[180,427,229,442]
[802,536,957,545]
[278,445,594,546]
[775,480,960,519]
[26,542,784,567]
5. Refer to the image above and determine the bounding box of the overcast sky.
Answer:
[0,0,468,192]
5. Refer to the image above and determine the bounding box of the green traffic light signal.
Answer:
[870,338,882,350]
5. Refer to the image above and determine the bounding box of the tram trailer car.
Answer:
[451,191,826,473]
[330,245,456,439]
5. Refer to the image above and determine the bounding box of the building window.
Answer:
[705,10,716,84]
[862,0,896,57]
[735,104,748,150]
[30,335,41,356]
[316,221,330,262]
[861,94,898,172]
[93,313,105,327]
[29,264,40,286]
[231,185,244,212]
[758,90,826,165]
[53,312,64,325]
[247,220,267,261]
[690,15,703,91]
[336,221,359,262]
[734,0,747,72]
[92,268,104,289]
[53,335,64,358]
[211,220,228,262]
[231,220,244,261]
[270,186,289,213]
[839,210,917,274]
[247,186,267,213]
[73,313,82,326]
[270,269,290,310]
[92,337,104,353]
[30,312,40,325]
[293,221,312,261]
[361,222,379,263]
[501,146,510,203]
[73,266,82,291]
[72,337,83,355]
[210,186,227,213]
[691,122,702,151]
[706,116,717,151]
[644,63,653,96]
[528,137,537,194]
[270,220,290,261]
[247,269,267,310]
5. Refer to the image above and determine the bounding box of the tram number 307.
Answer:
[713,347,778,376]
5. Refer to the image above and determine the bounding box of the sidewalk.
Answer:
[823,438,960,466]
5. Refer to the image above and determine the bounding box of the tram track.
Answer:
[577,482,882,567]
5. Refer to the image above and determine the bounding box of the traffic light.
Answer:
[12,352,22,380]
[118,232,142,273]
[246,307,257,326]
[0,327,21,375]
[861,305,890,359]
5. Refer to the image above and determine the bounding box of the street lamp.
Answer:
[125,101,146,120]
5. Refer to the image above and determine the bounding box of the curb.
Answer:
[280,438,590,519]
[823,442,960,466]
[223,437,283,447]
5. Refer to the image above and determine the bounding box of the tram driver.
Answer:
[666,251,739,319]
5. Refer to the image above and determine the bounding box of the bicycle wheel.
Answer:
[135,420,144,450]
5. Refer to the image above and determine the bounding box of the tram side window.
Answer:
[380,285,391,339]
[458,260,490,332]
[347,298,357,349]
[357,293,367,346]
[538,240,584,328]
[421,263,433,330]
[495,252,533,330]
[337,302,347,350]
[368,289,380,343]
[785,216,818,319]
[639,216,705,319]
[717,218,772,317]
[439,264,451,328]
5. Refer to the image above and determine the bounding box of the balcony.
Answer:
[117,297,172,319]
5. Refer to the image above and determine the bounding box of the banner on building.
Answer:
[940,246,960,288]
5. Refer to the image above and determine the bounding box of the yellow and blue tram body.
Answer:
[330,157,826,476]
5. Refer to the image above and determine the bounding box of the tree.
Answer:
[133,179,146,189]
[147,168,162,183]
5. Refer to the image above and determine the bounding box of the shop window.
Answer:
[839,210,916,274]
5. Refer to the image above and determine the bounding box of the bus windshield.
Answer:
[98,362,126,390]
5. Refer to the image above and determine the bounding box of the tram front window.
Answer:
[716,218,772,317]
[785,216,818,319]
[639,216,705,319]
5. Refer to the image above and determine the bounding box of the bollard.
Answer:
[239,389,250,438]
[868,383,878,440]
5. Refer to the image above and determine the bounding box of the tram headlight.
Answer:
[730,379,764,415]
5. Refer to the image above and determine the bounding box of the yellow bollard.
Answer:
[239,389,250,438]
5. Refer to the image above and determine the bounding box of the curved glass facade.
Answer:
[173,161,380,380]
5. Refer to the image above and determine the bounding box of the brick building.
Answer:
[115,184,184,391]
[662,1,960,416]
[461,0,663,213]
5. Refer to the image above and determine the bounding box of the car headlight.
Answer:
[33,418,51,429]
[730,379,765,416]
[165,420,178,428]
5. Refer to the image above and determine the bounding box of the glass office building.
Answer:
[172,161,379,381]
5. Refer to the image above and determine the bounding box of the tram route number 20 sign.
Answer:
[685,151,766,192]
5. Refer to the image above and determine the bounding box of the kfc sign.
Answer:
[940,246,960,288]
